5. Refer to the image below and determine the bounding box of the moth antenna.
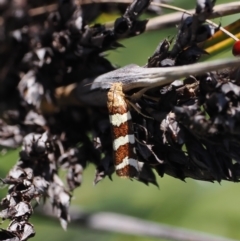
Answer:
[129,86,152,101]
[126,99,153,120]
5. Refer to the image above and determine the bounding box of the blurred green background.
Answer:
[1,1,240,240]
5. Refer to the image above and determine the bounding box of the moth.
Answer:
[107,82,139,178]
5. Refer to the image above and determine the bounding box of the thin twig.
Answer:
[26,1,240,33]
[150,2,239,41]
[28,3,57,16]
[88,1,240,33]
[37,205,239,241]
[147,2,240,32]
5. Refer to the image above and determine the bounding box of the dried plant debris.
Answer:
[0,0,240,240]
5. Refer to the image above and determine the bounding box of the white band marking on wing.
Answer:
[113,134,135,151]
[109,111,131,127]
[115,156,139,170]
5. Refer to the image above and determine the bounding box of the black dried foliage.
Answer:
[0,0,239,240]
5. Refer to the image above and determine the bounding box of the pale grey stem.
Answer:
[37,205,239,241]
[77,58,240,106]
